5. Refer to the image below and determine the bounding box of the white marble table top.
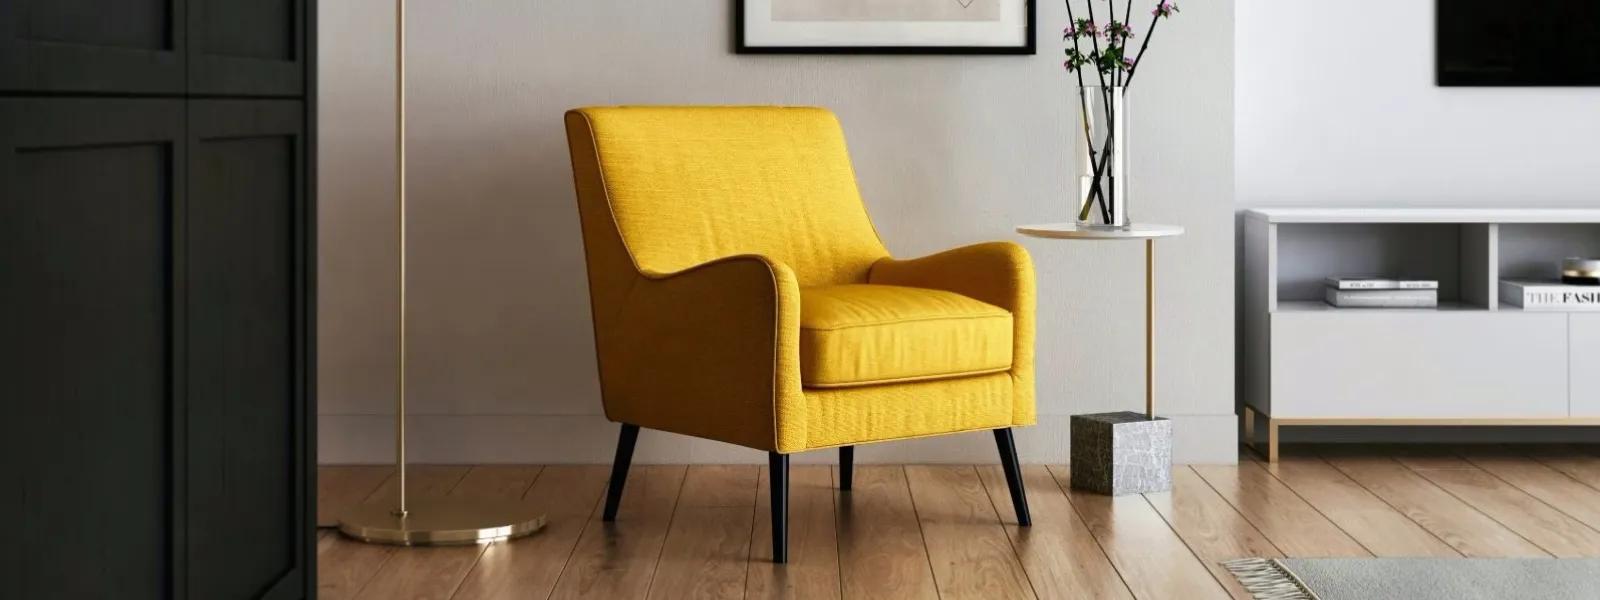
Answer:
[1015,222,1185,240]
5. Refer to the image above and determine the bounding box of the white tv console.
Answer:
[1241,208,1600,461]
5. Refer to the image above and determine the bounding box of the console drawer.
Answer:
[1270,312,1568,418]
[1572,314,1600,417]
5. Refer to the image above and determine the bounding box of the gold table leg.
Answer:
[1145,239,1154,419]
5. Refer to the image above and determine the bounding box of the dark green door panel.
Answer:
[188,0,305,96]
[0,98,187,599]
[0,0,187,94]
[184,99,307,599]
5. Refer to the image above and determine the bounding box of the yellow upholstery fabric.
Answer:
[578,105,889,287]
[804,372,1016,448]
[869,241,1037,425]
[800,284,1012,388]
[564,105,1036,453]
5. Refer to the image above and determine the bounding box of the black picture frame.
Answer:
[1436,0,1600,87]
[734,0,1037,55]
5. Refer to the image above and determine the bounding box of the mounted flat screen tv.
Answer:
[1437,0,1600,86]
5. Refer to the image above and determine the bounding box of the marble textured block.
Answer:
[1069,411,1172,495]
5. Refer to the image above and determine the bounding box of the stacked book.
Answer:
[1501,280,1600,311]
[1324,276,1439,308]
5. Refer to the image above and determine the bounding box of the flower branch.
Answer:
[1061,0,1179,222]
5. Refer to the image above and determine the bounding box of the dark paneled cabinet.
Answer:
[0,0,186,94]
[189,0,306,96]
[185,100,310,600]
[0,0,305,96]
[1,98,187,599]
[0,2,314,599]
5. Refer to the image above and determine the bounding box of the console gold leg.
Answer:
[1267,419,1280,463]
[1243,406,1256,447]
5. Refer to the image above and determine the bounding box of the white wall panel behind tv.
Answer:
[1236,0,1600,208]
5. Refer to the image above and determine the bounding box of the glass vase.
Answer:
[1074,85,1128,228]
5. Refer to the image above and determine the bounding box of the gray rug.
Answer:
[1224,558,1600,600]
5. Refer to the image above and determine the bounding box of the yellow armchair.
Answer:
[564,106,1036,563]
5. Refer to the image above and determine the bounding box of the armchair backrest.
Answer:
[564,106,889,287]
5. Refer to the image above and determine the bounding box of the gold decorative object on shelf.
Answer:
[1563,257,1600,286]
[337,0,546,546]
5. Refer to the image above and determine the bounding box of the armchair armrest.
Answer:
[596,254,806,452]
[868,241,1036,425]
[868,241,1034,315]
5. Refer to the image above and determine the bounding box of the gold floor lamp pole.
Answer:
[338,0,547,546]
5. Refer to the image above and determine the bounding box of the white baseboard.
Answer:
[318,413,1240,465]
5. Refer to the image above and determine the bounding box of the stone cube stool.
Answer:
[1069,411,1172,495]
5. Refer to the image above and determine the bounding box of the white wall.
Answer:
[1236,0,1600,442]
[1237,0,1600,208]
[318,1,1237,465]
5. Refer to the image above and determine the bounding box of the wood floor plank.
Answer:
[904,466,1035,600]
[1253,456,1459,557]
[452,466,612,600]
[363,465,474,507]
[836,466,939,600]
[1046,465,1231,600]
[319,466,473,600]
[746,465,842,600]
[319,455,1600,598]
[356,466,534,600]
[449,465,544,498]
[318,527,393,600]
[1402,461,1600,557]
[1324,456,1548,558]
[549,465,688,600]
[1466,455,1600,533]
[646,466,761,600]
[318,466,394,527]
[1527,448,1600,492]
[1192,462,1369,557]
[977,465,1133,600]
[1146,467,1281,599]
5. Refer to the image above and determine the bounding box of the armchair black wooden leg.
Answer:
[839,446,854,491]
[993,428,1032,527]
[602,424,640,522]
[769,451,790,563]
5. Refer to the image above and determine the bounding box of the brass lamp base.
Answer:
[338,498,546,546]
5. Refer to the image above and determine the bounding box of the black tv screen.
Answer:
[1438,0,1600,86]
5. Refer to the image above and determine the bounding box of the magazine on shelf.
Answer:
[1324,288,1438,308]
[1324,275,1440,290]
[1500,280,1600,311]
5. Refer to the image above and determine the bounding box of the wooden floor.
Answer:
[318,445,1600,600]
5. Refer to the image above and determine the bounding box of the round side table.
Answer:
[1016,222,1185,495]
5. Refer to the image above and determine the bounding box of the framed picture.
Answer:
[735,0,1036,55]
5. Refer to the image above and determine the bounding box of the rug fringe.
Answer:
[1223,558,1318,600]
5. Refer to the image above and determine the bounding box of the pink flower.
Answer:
[1152,2,1179,17]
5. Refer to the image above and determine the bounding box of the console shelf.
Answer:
[1241,208,1600,461]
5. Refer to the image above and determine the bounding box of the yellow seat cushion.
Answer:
[803,372,1016,448]
[799,284,1013,388]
